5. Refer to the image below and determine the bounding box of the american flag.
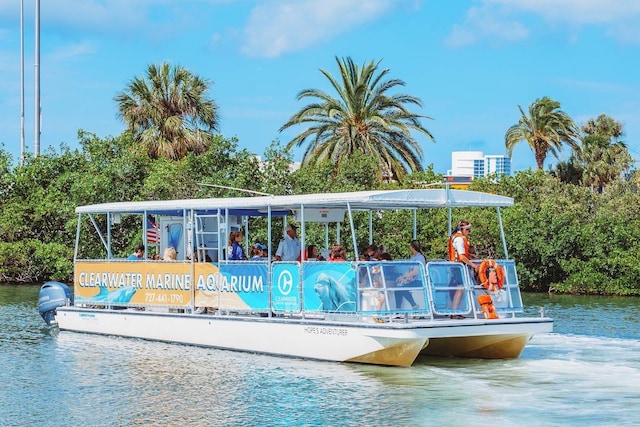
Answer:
[147,218,160,244]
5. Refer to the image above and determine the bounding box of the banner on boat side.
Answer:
[194,261,269,310]
[271,263,301,312]
[74,261,193,307]
[74,261,271,309]
[302,262,356,312]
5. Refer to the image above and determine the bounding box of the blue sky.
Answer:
[1,0,639,173]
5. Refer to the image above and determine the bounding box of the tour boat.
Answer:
[38,188,553,367]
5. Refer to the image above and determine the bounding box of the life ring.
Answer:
[478,259,505,291]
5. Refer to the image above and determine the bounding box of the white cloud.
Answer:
[449,0,640,46]
[241,0,397,58]
[47,41,96,61]
[485,0,640,25]
[445,6,529,48]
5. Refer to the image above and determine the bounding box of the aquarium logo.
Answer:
[277,270,294,296]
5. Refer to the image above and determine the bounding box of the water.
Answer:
[1,286,639,426]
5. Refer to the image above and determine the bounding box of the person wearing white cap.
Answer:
[447,219,477,313]
[275,224,301,261]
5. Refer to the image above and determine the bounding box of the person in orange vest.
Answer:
[447,220,477,312]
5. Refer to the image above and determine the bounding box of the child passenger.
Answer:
[228,231,246,260]
[327,243,346,261]
[249,245,264,260]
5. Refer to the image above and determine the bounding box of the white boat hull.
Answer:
[55,307,552,366]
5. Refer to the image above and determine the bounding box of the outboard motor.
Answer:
[38,281,73,326]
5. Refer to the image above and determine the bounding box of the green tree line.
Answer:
[1,59,638,295]
[1,135,639,295]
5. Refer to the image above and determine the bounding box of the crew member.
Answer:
[275,224,301,261]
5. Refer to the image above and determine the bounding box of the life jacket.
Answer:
[478,259,505,291]
[448,232,469,261]
[477,294,498,319]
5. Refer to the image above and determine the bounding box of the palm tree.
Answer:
[577,114,631,192]
[580,135,631,192]
[581,114,624,139]
[279,56,434,183]
[505,97,579,170]
[115,63,219,160]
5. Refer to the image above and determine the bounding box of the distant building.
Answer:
[447,151,511,179]
[482,154,511,177]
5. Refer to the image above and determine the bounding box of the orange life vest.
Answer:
[448,232,469,262]
[477,294,498,319]
[478,259,505,291]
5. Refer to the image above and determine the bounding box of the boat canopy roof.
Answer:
[76,189,514,217]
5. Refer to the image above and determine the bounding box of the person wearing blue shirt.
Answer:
[127,244,145,260]
[275,224,301,261]
[228,231,246,260]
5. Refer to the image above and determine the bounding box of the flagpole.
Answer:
[20,0,25,165]
[34,0,41,157]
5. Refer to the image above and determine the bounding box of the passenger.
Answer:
[307,244,326,261]
[255,243,268,259]
[151,253,162,260]
[275,224,301,261]
[358,255,385,311]
[378,244,388,257]
[448,220,477,312]
[227,231,235,259]
[366,244,382,261]
[366,271,386,311]
[127,244,145,260]
[387,245,418,310]
[357,253,371,285]
[228,231,246,260]
[163,246,177,261]
[327,243,347,261]
[379,252,393,261]
[365,245,375,259]
[188,246,211,262]
[395,240,425,310]
[198,246,213,262]
[397,240,426,283]
[248,245,264,260]
[379,252,397,287]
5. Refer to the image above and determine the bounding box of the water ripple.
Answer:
[2,287,640,427]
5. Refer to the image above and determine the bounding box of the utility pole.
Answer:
[20,0,25,165]
[34,0,41,157]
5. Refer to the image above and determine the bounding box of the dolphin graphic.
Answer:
[314,273,355,312]
[77,286,137,303]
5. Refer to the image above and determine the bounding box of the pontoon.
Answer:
[38,189,553,366]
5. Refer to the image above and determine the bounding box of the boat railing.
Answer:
[425,259,524,318]
[470,259,523,317]
[71,257,524,321]
[355,261,430,317]
[425,260,475,317]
